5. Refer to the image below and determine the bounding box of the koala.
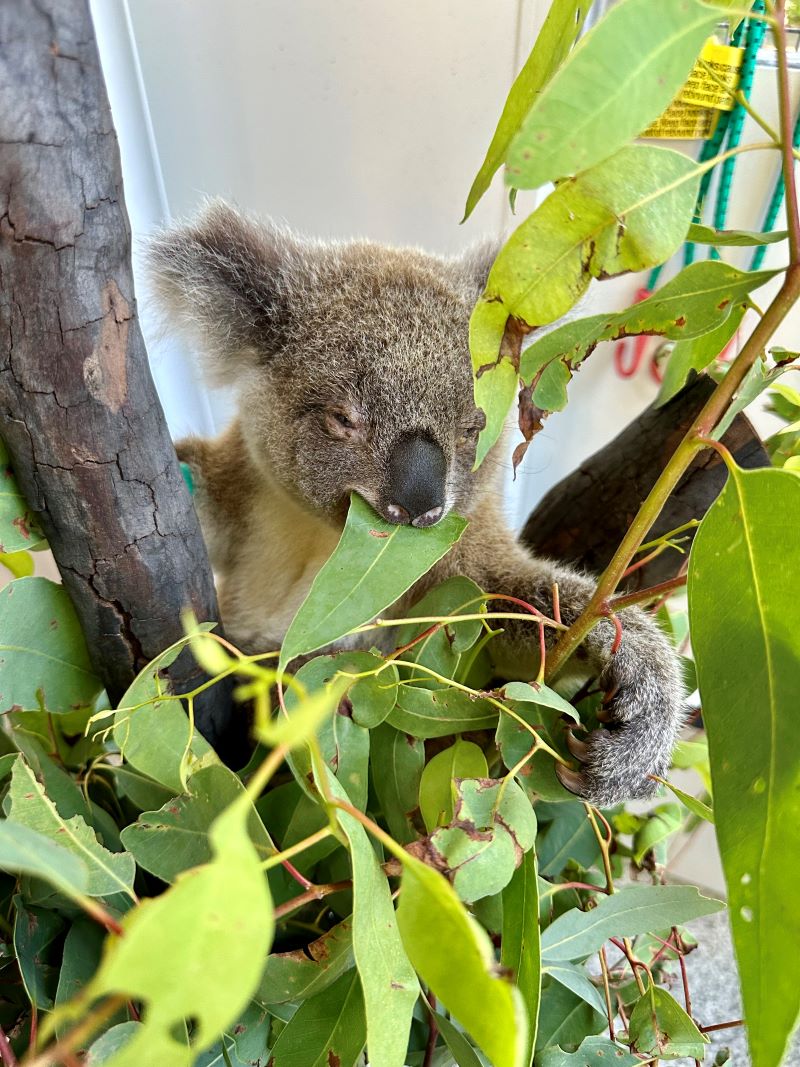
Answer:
[149,200,684,806]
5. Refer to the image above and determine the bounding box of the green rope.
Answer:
[709,3,767,258]
[180,461,195,496]
[684,16,748,266]
[750,107,800,269]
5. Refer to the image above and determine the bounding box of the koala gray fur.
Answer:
[148,199,685,806]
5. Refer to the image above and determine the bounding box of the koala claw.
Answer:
[564,728,591,762]
[555,762,589,798]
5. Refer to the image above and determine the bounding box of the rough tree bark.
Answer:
[0,0,241,760]
[521,375,768,589]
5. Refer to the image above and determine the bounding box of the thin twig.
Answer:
[273,880,352,921]
[0,1024,18,1067]
[699,1018,745,1034]
[422,989,439,1067]
[599,946,615,1041]
[609,575,688,611]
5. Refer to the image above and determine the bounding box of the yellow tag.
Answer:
[678,39,744,111]
[643,102,718,140]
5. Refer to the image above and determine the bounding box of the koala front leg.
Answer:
[446,526,685,806]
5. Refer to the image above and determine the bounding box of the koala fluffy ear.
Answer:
[147,199,300,385]
[455,237,504,299]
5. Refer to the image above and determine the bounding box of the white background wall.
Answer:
[93,0,800,539]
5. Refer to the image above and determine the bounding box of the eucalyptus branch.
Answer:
[609,575,688,611]
[547,267,800,675]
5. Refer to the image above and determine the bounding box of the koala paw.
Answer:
[554,609,686,806]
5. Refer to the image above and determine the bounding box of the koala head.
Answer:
[149,200,499,526]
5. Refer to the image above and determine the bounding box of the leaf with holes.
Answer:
[256,919,354,1006]
[656,303,746,406]
[505,0,720,189]
[537,1035,642,1066]
[418,739,488,832]
[689,465,800,1067]
[86,796,274,1064]
[628,984,708,1060]
[425,776,537,902]
[279,494,467,668]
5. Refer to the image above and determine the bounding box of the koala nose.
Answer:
[387,433,446,527]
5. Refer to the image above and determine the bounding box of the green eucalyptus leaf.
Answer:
[689,465,800,1067]
[497,683,578,803]
[13,897,65,1010]
[113,635,218,793]
[656,304,746,406]
[659,780,714,824]
[0,577,103,713]
[505,0,720,189]
[6,756,135,899]
[710,359,791,441]
[517,262,777,386]
[0,438,45,553]
[536,978,606,1053]
[472,301,519,469]
[427,777,537,902]
[267,968,366,1067]
[396,848,529,1067]
[628,984,708,1060]
[324,770,418,1067]
[388,685,498,738]
[370,723,425,845]
[503,851,541,1063]
[279,494,467,668]
[85,1023,142,1066]
[289,650,397,729]
[87,797,274,1064]
[419,739,488,833]
[0,550,34,578]
[256,919,354,1006]
[687,223,789,247]
[537,802,601,878]
[541,884,724,962]
[537,1035,641,1066]
[54,919,124,1039]
[120,764,275,882]
[394,576,486,685]
[464,0,591,218]
[432,1009,484,1067]
[485,146,701,330]
[632,803,683,865]
[0,820,89,902]
[543,962,608,1018]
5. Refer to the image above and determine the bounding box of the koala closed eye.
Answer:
[323,408,365,441]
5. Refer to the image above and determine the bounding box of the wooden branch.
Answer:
[520,375,769,590]
[0,0,243,762]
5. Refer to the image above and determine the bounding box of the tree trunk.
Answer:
[520,375,769,590]
[0,0,241,760]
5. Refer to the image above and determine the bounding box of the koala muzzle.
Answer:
[386,433,446,528]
